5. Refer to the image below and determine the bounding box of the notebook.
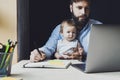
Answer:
[72,24,120,73]
[23,59,71,69]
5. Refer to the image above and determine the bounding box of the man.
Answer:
[30,0,102,62]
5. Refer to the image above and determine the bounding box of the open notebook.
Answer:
[23,59,71,69]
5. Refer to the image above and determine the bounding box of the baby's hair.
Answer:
[60,19,76,33]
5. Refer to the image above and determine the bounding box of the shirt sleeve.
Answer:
[39,24,62,59]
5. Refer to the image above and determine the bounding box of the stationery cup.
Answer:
[0,52,13,76]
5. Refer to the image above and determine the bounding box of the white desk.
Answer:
[1,60,120,80]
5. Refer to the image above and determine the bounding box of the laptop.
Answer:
[72,24,120,73]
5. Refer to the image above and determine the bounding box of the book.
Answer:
[23,59,71,69]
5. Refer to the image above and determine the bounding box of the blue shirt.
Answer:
[39,19,102,58]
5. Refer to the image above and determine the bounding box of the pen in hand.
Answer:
[36,48,42,56]
[33,42,42,56]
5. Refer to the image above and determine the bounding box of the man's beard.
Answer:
[72,13,89,31]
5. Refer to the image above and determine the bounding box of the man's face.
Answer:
[70,1,90,24]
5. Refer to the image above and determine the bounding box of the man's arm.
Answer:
[30,24,62,62]
[39,24,62,58]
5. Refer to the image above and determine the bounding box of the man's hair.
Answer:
[70,0,91,5]
[60,19,76,33]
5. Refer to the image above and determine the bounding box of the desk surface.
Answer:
[1,60,120,80]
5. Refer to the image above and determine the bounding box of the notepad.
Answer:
[23,59,71,69]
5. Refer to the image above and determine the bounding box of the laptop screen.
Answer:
[85,24,120,73]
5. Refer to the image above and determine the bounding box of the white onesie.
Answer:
[57,39,78,55]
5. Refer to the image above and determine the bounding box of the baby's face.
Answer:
[62,26,77,41]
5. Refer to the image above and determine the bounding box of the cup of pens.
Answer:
[0,39,17,77]
[0,52,13,76]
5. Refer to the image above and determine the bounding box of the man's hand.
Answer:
[30,49,46,62]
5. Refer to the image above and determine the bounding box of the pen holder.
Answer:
[0,52,13,77]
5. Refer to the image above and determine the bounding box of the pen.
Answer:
[33,42,42,56]
[36,48,42,56]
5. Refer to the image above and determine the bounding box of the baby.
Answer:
[54,19,83,59]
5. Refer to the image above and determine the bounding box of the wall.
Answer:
[0,0,17,64]
[90,0,120,24]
